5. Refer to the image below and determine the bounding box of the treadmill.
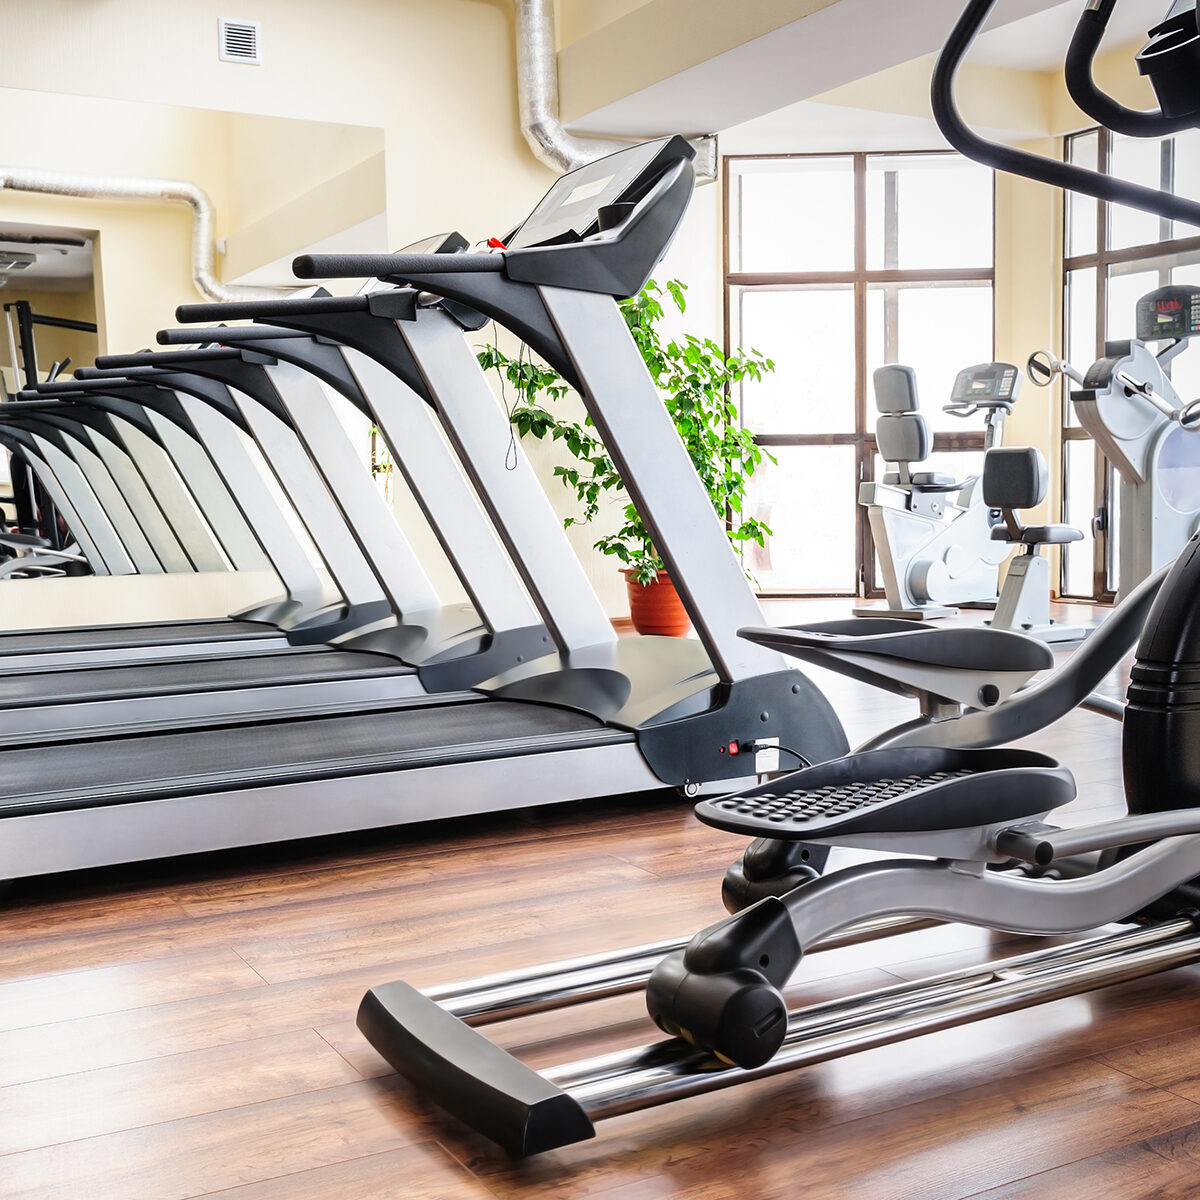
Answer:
[0,394,294,665]
[0,138,847,881]
[0,333,552,737]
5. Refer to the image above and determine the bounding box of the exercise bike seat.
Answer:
[696,746,1075,842]
[910,471,958,488]
[739,618,1053,709]
[991,524,1084,546]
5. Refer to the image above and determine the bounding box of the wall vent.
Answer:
[219,18,261,64]
[0,252,36,273]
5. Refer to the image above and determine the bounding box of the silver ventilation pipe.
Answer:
[512,0,718,182]
[0,167,295,302]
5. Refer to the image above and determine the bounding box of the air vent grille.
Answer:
[219,18,261,64]
[0,252,36,273]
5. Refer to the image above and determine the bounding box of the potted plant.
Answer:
[477,279,775,636]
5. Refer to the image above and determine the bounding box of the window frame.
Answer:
[723,150,997,597]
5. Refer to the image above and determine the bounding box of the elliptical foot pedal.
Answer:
[697,747,1074,839]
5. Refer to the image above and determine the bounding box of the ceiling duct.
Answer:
[512,0,717,182]
[0,167,294,302]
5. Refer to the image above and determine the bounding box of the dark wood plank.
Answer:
[967,1120,1200,1199]
[0,1080,421,1200]
[0,948,265,1032]
[0,1029,359,1156]
[190,1144,495,1199]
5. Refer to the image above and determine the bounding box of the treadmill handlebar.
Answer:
[96,347,244,370]
[31,376,138,392]
[157,327,311,346]
[293,252,505,281]
[176,294,372,324]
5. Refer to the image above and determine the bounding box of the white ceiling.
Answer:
[969,0,1155,69]
[567,0,1158,153]
[714,1,1160,155]
[567,0,1066,138]
[0,221,94,293]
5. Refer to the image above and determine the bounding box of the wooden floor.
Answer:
[3,600,1194,1200]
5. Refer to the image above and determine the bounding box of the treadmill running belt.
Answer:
[0,619,273,653]
[0,649,411,707]
[1,702,632,816]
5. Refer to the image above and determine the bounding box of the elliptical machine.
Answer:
[856,361,1015,620]
[339,1,1200,1155]
[1028,283,1200,600]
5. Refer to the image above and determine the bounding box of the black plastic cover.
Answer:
[357,981,595,1156]
[739,619,1054,674]
[1124,532,1200,816]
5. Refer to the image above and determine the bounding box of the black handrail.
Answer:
[931,0,1200,228]
[1065,0,1196,137]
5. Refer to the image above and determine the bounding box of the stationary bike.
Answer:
[857,360,1016,619]
[1028,282,1200,600]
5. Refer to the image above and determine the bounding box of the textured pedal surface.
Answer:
[731,769,975,823]
[697,746,1075,840]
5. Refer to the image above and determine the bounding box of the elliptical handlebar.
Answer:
[942,399,1014,418]
[1179,396,1200,429]
[1115,368,1181,420]
[1065,0,1198,138]
[1027,349,1086,388]
[932,0,1200,228]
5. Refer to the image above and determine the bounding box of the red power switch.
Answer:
[727,740,740,755]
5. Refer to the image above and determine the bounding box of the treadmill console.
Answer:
[506,136,695,250]
[1136,284,1200,340]
[948,362,1022,406]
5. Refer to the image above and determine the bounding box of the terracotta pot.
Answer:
[622,569,692,637]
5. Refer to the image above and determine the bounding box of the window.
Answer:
[725,152,995,594]
[1062,127,1200,599]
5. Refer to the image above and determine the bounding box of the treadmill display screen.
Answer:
[564,177,615,207]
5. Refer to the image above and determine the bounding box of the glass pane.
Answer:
[865,284,994,434]
[1062,440,1097,597]
[736,286,856,435]
[729,158,855,274]
[1107,266,1161,341]
[866,154,992,270]
[1172,129,1200,240]
[1065,267,1097,428]
[1108,135,1167,250]
[745,445,857,591]
[1067,131,1099,258]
